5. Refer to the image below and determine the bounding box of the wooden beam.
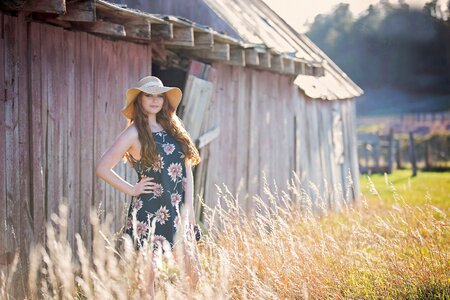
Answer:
[72,20,126,37]
[305,64,314,76]
[282,57,295,75]
[165,26,194,47]
[194,31,214,49]
[196,126,220,149]
[57,0,95,22]
[21,0,65,13]
[271,54,283,72]
[258,52,271,68]
[124,19,151,40]
[191,43,230,61]
[151,23,173,39]
[313,66,325,77]
[245,48,259,66]
[295,61,305,75]
[229,48,245,66]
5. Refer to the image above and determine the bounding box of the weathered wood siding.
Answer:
[0,12,150,295]
[201,64,360,214]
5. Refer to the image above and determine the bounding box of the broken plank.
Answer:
[197,126,220,149]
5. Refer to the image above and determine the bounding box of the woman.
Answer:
[95,75,201,290]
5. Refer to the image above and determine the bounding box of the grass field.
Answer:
[2,169,449,299]
[360,169,450,209]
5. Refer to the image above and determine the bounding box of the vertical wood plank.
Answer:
[4,14,22,295]
[0,12,7,263]
[115,40,132,233]
[113,40,123,232]
[17,13,32,295]
[93,37,106,221]
[29,22,45,248]
[258,71,270,202]
[103,39,114,224]
[298,93,310,197]
[304,99,319,210]
[247,68,259,206]
[44,24,62,220]
[319,103,334,209]
[233,66,245,207]
[234,67,249,212]
[79,32,95,252]
[347,100,360,201]
[65,29,79,249]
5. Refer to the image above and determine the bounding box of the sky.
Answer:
[262,0,443,32]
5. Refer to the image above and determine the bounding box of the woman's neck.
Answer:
[146,115,162,132]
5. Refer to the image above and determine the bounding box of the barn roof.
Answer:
[202,0,363,100]
[8,0,363,100]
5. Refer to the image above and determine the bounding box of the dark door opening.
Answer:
[152,63,188,117]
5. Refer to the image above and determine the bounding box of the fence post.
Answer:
[408,131,417,177]
[373,137,380,172]
[425,139,431,170]
[387,128,394,174]
[395,139,402,169]
[364,142,369,173]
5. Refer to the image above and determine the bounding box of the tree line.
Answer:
[306,1,450,96]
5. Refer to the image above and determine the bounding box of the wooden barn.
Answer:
[115,0,364,211]
[0,0,362,296]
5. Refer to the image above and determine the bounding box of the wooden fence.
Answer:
[357,131,449,174]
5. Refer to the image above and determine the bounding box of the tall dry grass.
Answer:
[1,173,449,299]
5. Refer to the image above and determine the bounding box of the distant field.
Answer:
[359,169,450,210]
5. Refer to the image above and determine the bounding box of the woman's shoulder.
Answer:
[121,124,139,140]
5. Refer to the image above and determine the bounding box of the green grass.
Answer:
[360,169,450,210]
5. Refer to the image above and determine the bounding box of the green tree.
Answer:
[306,2,450,94]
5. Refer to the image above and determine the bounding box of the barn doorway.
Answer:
[152,62,188,117]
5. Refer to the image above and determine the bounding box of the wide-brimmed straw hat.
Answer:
[121,76,182,119]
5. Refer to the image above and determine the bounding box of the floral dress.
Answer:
[124,129,187,249]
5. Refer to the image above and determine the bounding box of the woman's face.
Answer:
[140,92,164,115]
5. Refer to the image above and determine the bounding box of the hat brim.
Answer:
[121,86,182,119]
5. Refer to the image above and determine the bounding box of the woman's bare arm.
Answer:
[184,161,196,225]
[95,126,153,197]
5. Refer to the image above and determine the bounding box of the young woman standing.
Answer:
[95,75,201,293]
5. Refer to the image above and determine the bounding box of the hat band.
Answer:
[139,81,163,89]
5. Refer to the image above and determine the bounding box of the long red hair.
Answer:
[123,92,201,168]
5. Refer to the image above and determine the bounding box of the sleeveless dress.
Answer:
[124,129,187,249]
